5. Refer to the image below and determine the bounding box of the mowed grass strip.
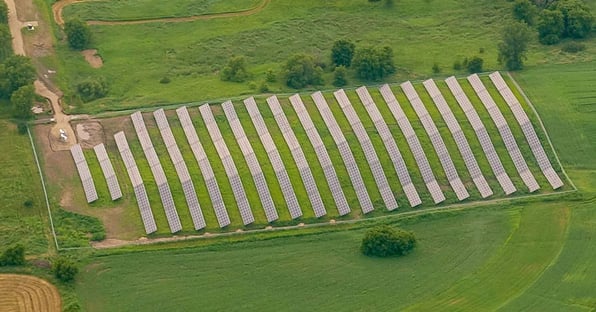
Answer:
[63,0,262,21]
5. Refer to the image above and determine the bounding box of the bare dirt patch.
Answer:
[0,274,61,312]
[75,121,105,148]
[81,49,103,68]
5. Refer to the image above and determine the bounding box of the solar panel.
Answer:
[445,76,516,195]
[175,106,231,228]
[222,101,279,223]
[70,144,98,203]
[488,71,564,189]
[288,94,350,216]
[311,91,375,214]
[266,96,327,218]
[244,97,303,219]
[467,74,540,192]
[379,84,445,204]
[93,143,122,200]
[422,79,493,198]
[153,109,206,230]
[355,86,422,207]
[114,132,157,234]
[333,89,398,211]
[198,104,255,225]
[130,111,182,233]
[401,81,469,201]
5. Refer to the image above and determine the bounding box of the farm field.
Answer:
[61,73,569,240]
[53,0,595,113]
[74,60,596,311]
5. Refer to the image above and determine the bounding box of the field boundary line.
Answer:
[27,126,60,251]
[93,189,576,249]
[506,72,577,191]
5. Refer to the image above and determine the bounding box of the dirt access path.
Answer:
[53,0,270,26]
[4,0,77,151]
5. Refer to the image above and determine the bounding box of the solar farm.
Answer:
[70,72,566,235]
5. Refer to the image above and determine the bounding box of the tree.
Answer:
[11,85,34,119]
[352,46,396,81]
[331,39,356,68]
[0,25,12,62]
[333,65,348,87]
[537,9,565,44]
[76,77,109,102]
[0,55,36,99]
[498,21,532,71]
[361,226,416,257]
[513,0,537,25]
[220,56,250,82]
[0,244,25,266]
[467,56,484,73]
[64,19,91,50]
[555,0,594,38]
[0,1,8,24]
[283,54,324,89]
[52,257,79,282]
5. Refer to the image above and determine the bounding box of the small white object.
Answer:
[59,128,65,135]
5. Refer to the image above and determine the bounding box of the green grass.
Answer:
[0,115,48,255]
[49,0,596,113]
[63,0,261,21]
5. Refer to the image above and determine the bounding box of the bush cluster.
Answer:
[0,244,26,266]
[52,257,79,282]
[361,226,416,257]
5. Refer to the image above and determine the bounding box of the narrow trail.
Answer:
[53,0,271,26]
[4,0,76,151]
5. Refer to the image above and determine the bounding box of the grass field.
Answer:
[73,59,596,311]
[0,111,48,255]
[51,0,595,113]
[74,73,568,237]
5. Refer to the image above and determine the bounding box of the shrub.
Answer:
[0,244,26,266]
[76,77,109,102]
[258,81,270,93]
[64,19,91,50]
[352,46,396,81]
[453,60,463,70]
[283,53,324,89]
[467,56,484,73]
[220,56,250,83]
[432,63,441,74]
[159,77,171,84]
[361,226,416,257]
[331,39,356,67]
[561,41,586,53]
[265,69,276,82]
[333,65,348,87]
[17,122,28,135]
[23,199,33,207]
[52,257,79,282]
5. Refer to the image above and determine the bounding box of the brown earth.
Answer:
[53,0,271,26]
[81,49,103,68]
[0,274,61,312]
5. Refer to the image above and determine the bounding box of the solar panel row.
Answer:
[175,106,231,228]
[70,144,98,203]
[355,86,422,207]
[153,109,206,230]
[488,72,564,189]
[379,84,446,204]
[423,79,493,198]
[114,131,157,234]
[199,104,255,225]
[130,112,183,233]
[93,143,123,200]
[222,101,278,223]
[467,75,540,192]
[333,89,398,211]
[445,77,517,195]
[401,81,470,201]
[311,91,375,214]
[244,97,303,219]
[267,96,327,218]
[289,94,350,216]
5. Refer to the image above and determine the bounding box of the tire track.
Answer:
[53,0,271,26]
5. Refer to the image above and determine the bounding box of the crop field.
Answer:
[74,60,596,311]
[0,274,62,311]
[65,73,569,239]
[52,0,595,113]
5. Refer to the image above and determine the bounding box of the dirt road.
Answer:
[4,0,76,150]
[53,0,270,26]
